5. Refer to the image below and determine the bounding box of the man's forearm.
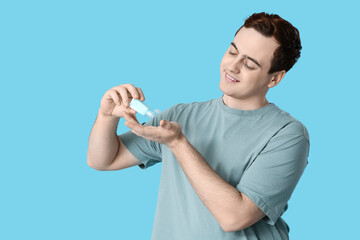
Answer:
[87,111,120,169]
[169,136,243,231]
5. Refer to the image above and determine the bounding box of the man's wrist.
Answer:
[98,110,120,121]
[168,133,188,152]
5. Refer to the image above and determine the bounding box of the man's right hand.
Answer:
[99,83,145,121]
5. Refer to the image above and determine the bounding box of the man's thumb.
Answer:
[161,119,171,129]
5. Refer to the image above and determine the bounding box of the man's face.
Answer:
[219,27,280,102]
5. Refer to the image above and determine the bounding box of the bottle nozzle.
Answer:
[145,111,154,118]
[145,109,160,118]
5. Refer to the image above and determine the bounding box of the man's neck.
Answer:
[222,95,270,111]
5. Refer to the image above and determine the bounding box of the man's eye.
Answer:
[229,51,236,55]
[244,64,255,70]
[242,60,256,70]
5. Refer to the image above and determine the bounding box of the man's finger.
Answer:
[129,108,137,115]
[124,120,143,134]
[160,120,172,130]
[130,112,140,124]
[122,111,138,124]
[123,112,141,130]
[160,119,166,127]
[123,112,151,134]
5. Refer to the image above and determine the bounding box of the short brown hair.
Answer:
[235,12,302,74]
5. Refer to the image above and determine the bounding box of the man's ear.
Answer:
[268,70,286,88]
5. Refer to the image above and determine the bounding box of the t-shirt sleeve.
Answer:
[236,121,310,225]
[118,104,179,170]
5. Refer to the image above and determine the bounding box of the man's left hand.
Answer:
[122,111,185,148]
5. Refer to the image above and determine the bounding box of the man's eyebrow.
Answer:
[230,42,262,68]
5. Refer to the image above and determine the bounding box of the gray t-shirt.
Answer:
[119,96,310,240]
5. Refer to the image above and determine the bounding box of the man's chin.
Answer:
[219,81,236,96]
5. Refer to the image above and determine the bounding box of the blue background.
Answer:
[1,0,359,239]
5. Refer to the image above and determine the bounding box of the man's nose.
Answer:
[228,59,240,74]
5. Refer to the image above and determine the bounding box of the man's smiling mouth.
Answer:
[225,72,240,82]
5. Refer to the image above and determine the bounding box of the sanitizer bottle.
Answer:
[129,99,160,118]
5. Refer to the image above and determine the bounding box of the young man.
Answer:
[87,12,309,240]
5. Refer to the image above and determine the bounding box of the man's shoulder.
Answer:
[271,104,309,140]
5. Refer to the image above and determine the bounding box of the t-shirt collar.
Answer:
[217,95,277,117]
